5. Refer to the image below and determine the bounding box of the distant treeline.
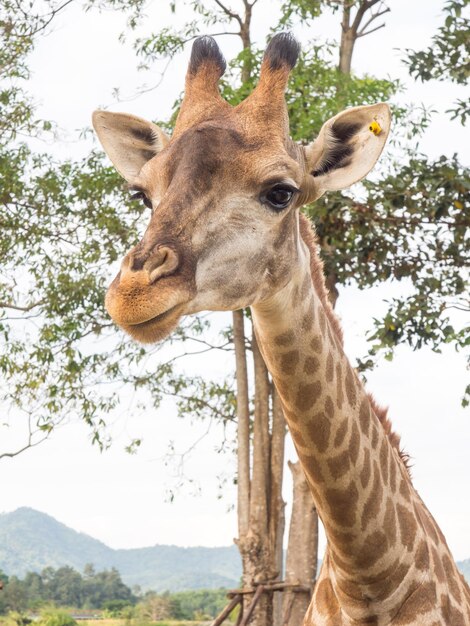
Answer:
[0,565,133,612]
[0,566,229,621]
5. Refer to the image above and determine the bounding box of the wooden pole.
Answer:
[211,594,242,626]
[239,585,265,626]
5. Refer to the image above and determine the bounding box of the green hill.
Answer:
[0,508,240,591]
[1,508,469,591]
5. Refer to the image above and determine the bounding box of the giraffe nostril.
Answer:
[147,246,179,283]
[127,251,145,272]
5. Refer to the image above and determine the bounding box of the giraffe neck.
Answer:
[251,236,428,618]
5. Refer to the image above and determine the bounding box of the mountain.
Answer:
[0,508,240,592]
[1,508,469,592]
[458,559,470,583]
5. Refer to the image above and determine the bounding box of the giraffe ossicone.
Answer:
[93,33,470,625]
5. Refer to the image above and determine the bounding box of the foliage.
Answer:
[0,612,32,626]
[0,565,135,614]
[307,154,470,403]
[0,558,229,620]
[404,0,470,123]
[38,609,78,626]
[165,589,228,620]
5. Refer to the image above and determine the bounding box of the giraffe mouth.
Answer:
[128,305,180,327]
[120,303,187,344]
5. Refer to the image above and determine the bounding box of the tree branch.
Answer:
[0,299,45,312]
[0,419,51,460]
[357,6,390,36]
[350,0,383,35]
[213,0,243,26]
[356,22,386,38]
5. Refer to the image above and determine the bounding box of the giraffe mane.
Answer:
[299,212,412,475]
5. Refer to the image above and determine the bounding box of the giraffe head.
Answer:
[93,34,390,343]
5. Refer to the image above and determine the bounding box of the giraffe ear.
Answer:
[92,111,170,182]
[305,103,391,195]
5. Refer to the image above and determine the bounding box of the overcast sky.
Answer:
[2,0,469,563]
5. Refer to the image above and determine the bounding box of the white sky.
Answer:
[1,0,470,564]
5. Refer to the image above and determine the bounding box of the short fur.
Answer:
[189,36,226,77]
[264,32,300,71]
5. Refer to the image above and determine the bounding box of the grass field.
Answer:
[79,619,211,626]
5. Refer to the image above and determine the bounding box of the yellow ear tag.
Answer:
[369,120,382,136]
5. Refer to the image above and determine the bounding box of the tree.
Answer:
[0,0,231,460]
[0,577,28,613]
[404,0,470,124]
[0,566,136,613]
[138,592,173,621]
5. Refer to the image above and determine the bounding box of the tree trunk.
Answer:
[234,324,288,626]
[338,1,354,75]
[271,389,286,626]
[282,462,318,626]
[233,309,251,537]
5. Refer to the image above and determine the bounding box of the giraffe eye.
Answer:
[130,191,152,210]
[262,184,298,211]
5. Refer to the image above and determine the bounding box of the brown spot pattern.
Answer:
[326,480,359,528]
[356,529,388,570]
[415,539,430,572]
[399,477,411,502]
[419,508,439,546]
[280,349,299,375]
[389,452,397,493]
[327,449,350,480]
[349,421,360,464]
[380,440,389,485]
[325,395,334,419]
[335,363,344,409]
[397,502,418,551]
[301,311,313,332]
[319,308,327,334]
[310,336,322,353]
[326,353,334,382]
[371,426,379,449]
[345,366,357,408]
[383,497,397,544]
[359,398,370,436]
[306,411,331,453]
[361,462,383,531]
[360,448,371,489]
[295,381,321,412]
[443,554,462,604]
[432,546,445,583]
[275,330,295,346]
[334,418,348,448]
[298,452,324,485]
[303,355,320,375]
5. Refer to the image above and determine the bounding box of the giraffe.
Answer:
[93,33,470,625]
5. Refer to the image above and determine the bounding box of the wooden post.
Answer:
[239,585,265,626]
[211,594,242,626]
